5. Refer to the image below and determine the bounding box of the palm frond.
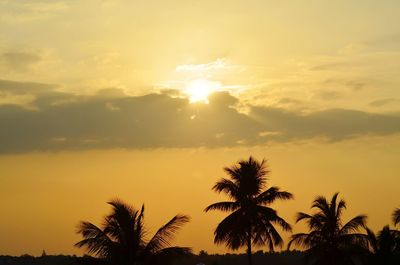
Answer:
[212,178,240,199]
[340,215,367,234]
[268,226,284,250]
[105,199,139,244]
[311,195,330,217]
[256,186,293,205]
[336,199,347,221]
[271,215,292,232]
[295,212,312,223]
[339,233,369,249]
[134,204,146,247]
[308,213,328,232]
[75,221,114,258]
[288,233,313,249]
[330,192,339,211]
[107,199,137,219]
[146,214,190,253]
[204,201,239,212]
[256,205,292,232]
[364,227,378,253]
[214,209,247,250]
[223,166,242,182]
[254,220,284,250]
[393,208,400,226]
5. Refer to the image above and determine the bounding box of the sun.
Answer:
[183,79,221,103]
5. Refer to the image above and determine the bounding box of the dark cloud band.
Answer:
[1,80,400,153]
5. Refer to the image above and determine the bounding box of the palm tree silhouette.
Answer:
[288,193,368,265]
[393,208,400,227]
[204,156,293,265]
[75,199,191,265]
[365,226,400,265]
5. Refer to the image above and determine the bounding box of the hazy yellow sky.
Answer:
[0,0,400,256]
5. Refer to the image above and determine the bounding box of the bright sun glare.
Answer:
[184,79,221,103]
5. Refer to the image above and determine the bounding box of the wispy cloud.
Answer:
[0,1,69,23]
[175,58,229,73]
[369,98,400,108]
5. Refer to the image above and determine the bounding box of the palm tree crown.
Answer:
[75,199,191,265]
[205,156,293,265]
[365,225,400,264]
[288,193,368,265]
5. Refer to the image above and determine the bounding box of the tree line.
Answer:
[74,157,399,265]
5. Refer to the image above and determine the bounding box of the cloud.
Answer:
[250,107,400,142]
[323,79,366,92]
[0,52,41,72]
[310,61,353,71]
[0,80,399,153]
[175,58,228,73]
[314,90,342,101]
[369,98,400,107]
[0,79,56,108]
[0,79,53,94]
[364,33,400,52]
[20,2,69,13]
[0,1,69,23]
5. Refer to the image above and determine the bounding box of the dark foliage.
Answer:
[393,208,400,227]
[205,156,293,265]
[0,252,306,265]
[365,225,400,265]
[288,193,368,265]
[75,199,191,265]
[0,255,74,265]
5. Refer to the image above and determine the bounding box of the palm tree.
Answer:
[393,208,400,227]
[365,226,400,265]
[75,199,191,265]
[204,156,293,265]
[288,193,368,265]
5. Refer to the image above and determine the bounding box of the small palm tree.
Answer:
[288,193,368,265]
[205,156,293,265]
[393,208,400,227]
[75,199,191,265]
[365,226,400,265]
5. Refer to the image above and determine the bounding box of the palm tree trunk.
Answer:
[247,229,253,265]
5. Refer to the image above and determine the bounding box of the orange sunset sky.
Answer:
[0,0,399,256]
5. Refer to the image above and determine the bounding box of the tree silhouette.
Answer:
[393,208,400,227]
[288,193,368,265]
[365,226,400,265]
[75,199,191,265]
[205,156,293,265]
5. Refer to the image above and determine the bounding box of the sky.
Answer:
[0,0,400,256]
